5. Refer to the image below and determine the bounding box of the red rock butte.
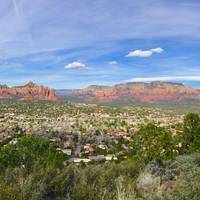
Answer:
[0,82,58,101]
[70,82,200,103]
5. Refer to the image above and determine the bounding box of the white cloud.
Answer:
[65,61,87,69]
[150,48,164,53]
[109,61,118,65]
[1,0,200,59]
[126,50,152,57]
[127,76,200,82]
[126,47,164,57]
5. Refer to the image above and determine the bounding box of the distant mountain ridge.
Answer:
[1,81,200,104]
[56,81,200,104]
[0,82,58,101]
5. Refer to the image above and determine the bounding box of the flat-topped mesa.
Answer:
[0,82,58,101]
[66,81,200,103]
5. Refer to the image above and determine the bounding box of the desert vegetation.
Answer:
[1,101,200,199]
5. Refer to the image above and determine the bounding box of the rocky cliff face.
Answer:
[0,82,58,101]
[62,82,200,103]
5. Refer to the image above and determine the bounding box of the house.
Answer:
[115,131,129,138]
[69,158,91,164]
[98,144,108,150]
[0,133,11,142]
[9,138,18,145]
[63,140,73,148]
[105,154,118,161]
[61,149,72,156]
[49,137,61,143]
[89,155,105,161]
[83,144,95,154]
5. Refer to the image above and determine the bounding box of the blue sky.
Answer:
[1,0,200,89]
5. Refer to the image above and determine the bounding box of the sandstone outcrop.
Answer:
[66,82,200,103]
[0,82,58,101]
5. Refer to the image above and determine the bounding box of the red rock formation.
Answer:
[0,82,58,101]
[70,82,200,103]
